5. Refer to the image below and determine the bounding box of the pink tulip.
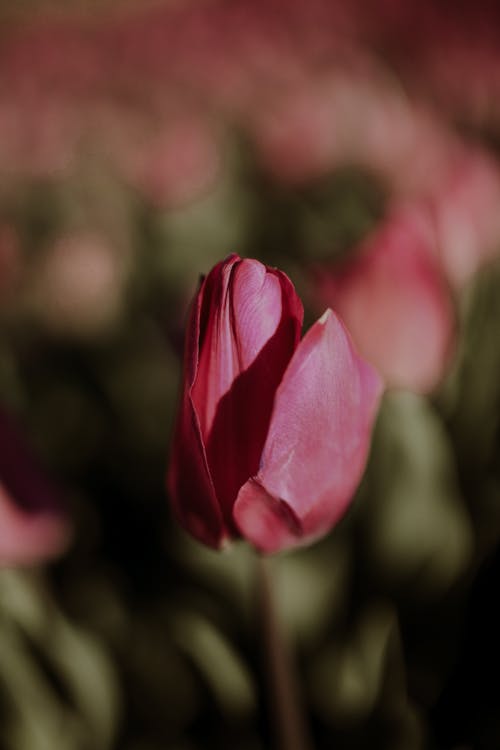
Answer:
[427,150,500,290]
[312,209,455,394]
[0,408,70,567]
[168,254,382,553]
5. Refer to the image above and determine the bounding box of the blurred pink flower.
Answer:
[250,65,457,192]
[30,231,128,337]
[312,208,455,394]
[0,408,70,567]
[116,115,221,208]
[426,150,500,289]
[361,1,500,126]
[1,0,499,221]
[0,93,81,179]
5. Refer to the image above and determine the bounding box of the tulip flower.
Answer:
[0,408,70,566]
[312,209,455,394]
[428,150,500,290]
[168,254,382,553]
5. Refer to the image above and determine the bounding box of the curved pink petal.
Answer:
[429,151,500,289]
[0,483,69,566]
[192,255,293,440]
[234,309,382,553]
[313,209,455,394]
[168,254,304,545]
[203,261,303,529]
[0,409,70,567]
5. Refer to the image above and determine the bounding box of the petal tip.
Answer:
[318,308,333,325]
[234,478,304,554]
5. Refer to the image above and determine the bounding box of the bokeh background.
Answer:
[1,1,500,748]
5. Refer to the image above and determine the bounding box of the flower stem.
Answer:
[256,554,313,750]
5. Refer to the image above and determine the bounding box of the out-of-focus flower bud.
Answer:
[168,254,382,553]
[312,209,455,394]
[428,150,500,289]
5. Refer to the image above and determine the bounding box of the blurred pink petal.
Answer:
[0,483,69,567]
[428,150,500,289]
[313,209,455,394]
[250,65,457,192]
[250,78,346,183]
[30,232,128,337]
[2,0,498,219]
[0,409,70,567]
[118,117,221,208]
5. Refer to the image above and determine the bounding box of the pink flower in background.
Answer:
[249,63,459,193]
[427,150,500,289]
[116,115,221,208]
[361,0,500,126]
[29,231,129,337]
[312,208,455,394]
[168,254,382,553]
[0,95,81,179]
[0,408,70,566]
[1,0,500,217]
[250,78,344,184]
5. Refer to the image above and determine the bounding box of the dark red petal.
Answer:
[167,389,227,548]
[167,266,229,548]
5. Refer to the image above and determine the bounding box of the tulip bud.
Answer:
[168,255,382,553]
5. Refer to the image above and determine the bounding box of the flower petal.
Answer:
[0,484,69,566]
[192,256,302,439]
[0,409,70,566]
[167,273,227,548]
[313,209,455,393]
[198,258,303,531]
[168,254,304,545]
[234,309,382,553]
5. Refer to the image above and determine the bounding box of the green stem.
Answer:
[256,554,313,750]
